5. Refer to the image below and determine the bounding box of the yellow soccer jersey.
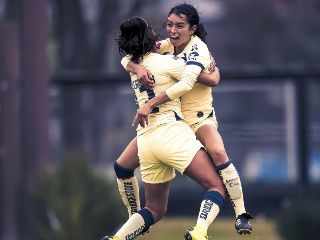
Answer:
[129,52,185,135]
[157,36,214,126]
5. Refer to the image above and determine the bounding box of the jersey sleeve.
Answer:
[165,64,202,100]
[165,57,185,81]
[156,39,173,55]
[120,55,131,70]
[185,42,211,70]
[164,41,211,100]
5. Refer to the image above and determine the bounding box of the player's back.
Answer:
[130,52,185,135]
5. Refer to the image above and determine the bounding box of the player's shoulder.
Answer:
[156,38,174,55]
[189,36,209,52]
[142,53,184,70]
[145,52,179,61]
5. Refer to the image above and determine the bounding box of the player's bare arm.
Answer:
[197,66,220,87]
[196,53,219,87]
[126,52,217,89]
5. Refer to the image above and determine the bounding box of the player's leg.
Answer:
[101,182,169,240]
[143,181,170,223]
[183,148,226,240]
[152,121,224,239]
[196,124,253,234]
[114,137,141,217]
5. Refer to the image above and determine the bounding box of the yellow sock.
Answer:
[115,208,154,240]
[196,191,224,232]
[196,201,220,232]
[117,177,141,217]
[115,213,145,240]
[219,162,246,217]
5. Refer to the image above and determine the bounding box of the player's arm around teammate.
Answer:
[123,54,219,89]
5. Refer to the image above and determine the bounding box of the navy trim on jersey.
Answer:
[146,88,155,99]
[151,107,159,114]
[186,61,205,70]
[208,110,214,118]
[139,85,147,93]
[173,111,182,121]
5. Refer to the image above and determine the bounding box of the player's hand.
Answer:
[136,66,155,89]
[132,103,152,128]
[209,66,220,86]
[208,53,216,73]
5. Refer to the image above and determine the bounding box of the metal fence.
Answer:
[51,69,320,216]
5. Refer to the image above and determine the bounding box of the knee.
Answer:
[207,146,228,165]
[203,175,226,198]
[208,185,226,199]
[114,162,134,179]
[204,180,226,197]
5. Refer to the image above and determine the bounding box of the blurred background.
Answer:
[1,0,320,240]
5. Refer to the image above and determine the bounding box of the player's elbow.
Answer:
[178,84,193,97]
[211,68,221,86]
[211,75,220,87]
[185,84,193,92]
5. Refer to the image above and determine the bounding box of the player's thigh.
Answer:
[195,124,229,163]
[116,137,140,170]
[189,116,218,133]
[184,148,225,195]
[143,181,170,222]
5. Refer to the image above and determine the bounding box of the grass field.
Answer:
[136,217,282,240]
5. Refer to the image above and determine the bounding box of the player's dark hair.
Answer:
[168,3,207,43]
[117,16,158,63]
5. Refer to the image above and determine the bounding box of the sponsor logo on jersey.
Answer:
[132,79,142,90]
[188,51,199,61]
[181,53,187,62]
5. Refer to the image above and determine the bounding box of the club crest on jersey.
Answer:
[191,44,198,51]
[155,41,161,49]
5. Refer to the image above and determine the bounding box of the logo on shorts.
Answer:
[197,111,204,118]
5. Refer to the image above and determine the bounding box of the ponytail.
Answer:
[195,23,207,43]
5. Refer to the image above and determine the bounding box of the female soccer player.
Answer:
[117,3,253,236]
[101,16,225,240]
